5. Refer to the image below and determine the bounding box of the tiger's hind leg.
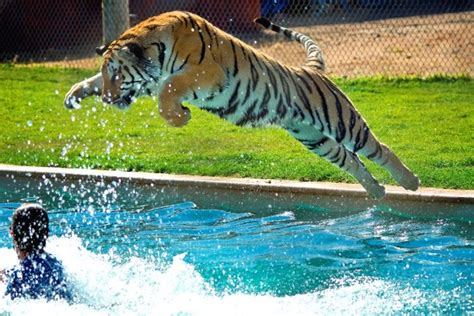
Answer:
[352,130,419,191]
[289,127,385,198]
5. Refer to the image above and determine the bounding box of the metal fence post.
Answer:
[102,0,130,45]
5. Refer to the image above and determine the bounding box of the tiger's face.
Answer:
[101,43,159,109]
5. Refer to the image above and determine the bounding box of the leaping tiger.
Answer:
[64,11,419,198]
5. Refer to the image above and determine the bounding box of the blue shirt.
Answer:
[4,251,72,301]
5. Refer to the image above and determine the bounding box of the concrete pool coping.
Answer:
[1,164,472,204]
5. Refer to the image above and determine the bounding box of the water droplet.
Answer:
[26,120,33,127]
[105,141,114,155]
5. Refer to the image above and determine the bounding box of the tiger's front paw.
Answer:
[173,107,191,127]
[64,83,85,109]
[160,106,191,127]
[181,106,191,123]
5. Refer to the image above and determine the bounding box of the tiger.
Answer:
[64,11,419,198]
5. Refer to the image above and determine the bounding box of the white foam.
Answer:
[0,236,446,315]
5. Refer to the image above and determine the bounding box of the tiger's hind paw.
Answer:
[368,184,386,200]
[399,173,420,191]
[361,179,386,199]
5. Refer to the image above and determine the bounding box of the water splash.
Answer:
[0,234,464,315]
[0,200,471,315]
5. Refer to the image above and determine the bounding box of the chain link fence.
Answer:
[0,0,472,76]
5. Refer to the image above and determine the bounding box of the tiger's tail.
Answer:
[254,17,325,71]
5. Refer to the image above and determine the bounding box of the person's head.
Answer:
[10,203,49,256]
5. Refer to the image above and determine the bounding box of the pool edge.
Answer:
[0,164,472,204]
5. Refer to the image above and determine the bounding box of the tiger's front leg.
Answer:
[158,65,225,127]
[64,72,103,109]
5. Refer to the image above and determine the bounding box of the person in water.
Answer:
[0,203,72,301]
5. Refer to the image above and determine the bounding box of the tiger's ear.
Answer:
[96,43,110,56]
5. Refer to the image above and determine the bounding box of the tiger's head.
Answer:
[98,41,163,109]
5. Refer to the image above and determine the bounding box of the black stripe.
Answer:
[249,58,259,90]
[324,77,353,105]
[220,80,242,116]
[170,54,178,73]
[349,109,357,140]
[213,31,219,47]
[275,63,291,81]
[158,42,166,69]
[250,51,264,69]
[300,69,326,130]
[259,84,271,111]
[338,148,347,168]
[203,23,213,45]
[168,14,186,25]
[144,24,161,32]
[236,84,271,126]
[283,29,292,38]
[176,54,190,72]
[366,142,381,159]
[123,66,135,83]
[281,71,296,119]
[239,44,248,59]
[295,72,312,93]
[319,147,333,157]
[313,75,332,133]
[335,97,346,143]
[166,39,178,71]
[231,41,239,76]
[302,137,329,150]
[354,126,370,152]
[186,14,206,64]
[125,42,144,60]
[276,95,287,117]
[353,128,362,152]
[380,154,390,166]
[254,17,271,28]
[328,147,342,163]
[263,63,278,96]
[235,100,258,126]
[271,24,281,33]
[187,14,196,29]
[132,65,146,81]
[183,15,189,27]
[293,104,305,120]
[321,77,346,142]
[242,80,252,105]
[296,84,316,125]
[151,42,166,70]
[197,30,206,64]
[288,73,315,125]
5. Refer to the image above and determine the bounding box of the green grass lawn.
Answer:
[0,64,473,189]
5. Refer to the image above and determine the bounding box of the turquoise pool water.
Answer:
[0,175,472,315]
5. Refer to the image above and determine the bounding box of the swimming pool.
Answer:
[0,168,472,315]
